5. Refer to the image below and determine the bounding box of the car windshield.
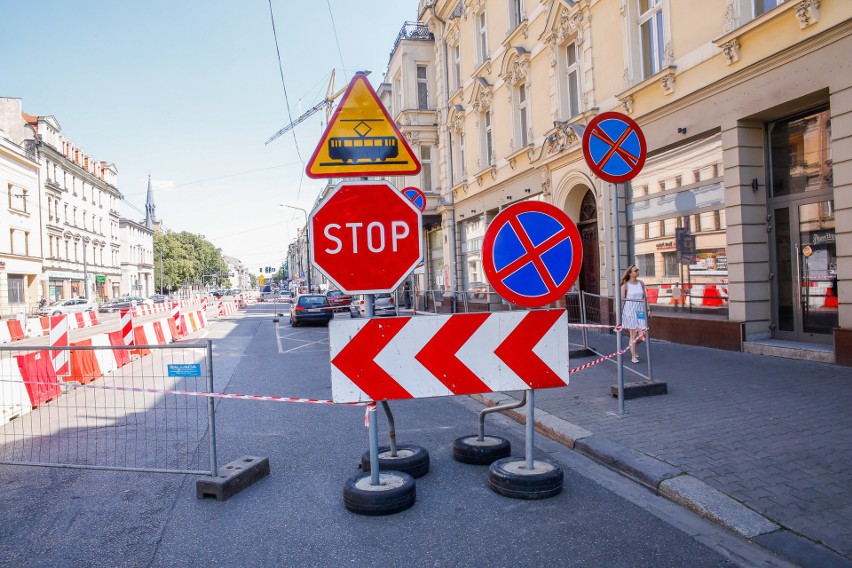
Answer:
[49,300,66,306]
[327,291,342,297]
[299,296,328,307]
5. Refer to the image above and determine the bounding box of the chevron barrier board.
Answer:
[329,310,569,403]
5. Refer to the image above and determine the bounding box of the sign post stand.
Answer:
[582,111,649,415]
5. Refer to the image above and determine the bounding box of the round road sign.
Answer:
[482,201,582,308]
[582,111,647,184]
[402,186,426,212]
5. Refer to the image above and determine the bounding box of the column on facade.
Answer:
[722,121,771,339]
[831,86,852,329]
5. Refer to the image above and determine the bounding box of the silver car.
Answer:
[38,298,95,316]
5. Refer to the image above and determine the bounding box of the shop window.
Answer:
[768,107,832,198]
[460,216,485,300]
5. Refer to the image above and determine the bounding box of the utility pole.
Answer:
[160,251,164,294]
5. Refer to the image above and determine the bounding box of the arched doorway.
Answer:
[578,190,599,295]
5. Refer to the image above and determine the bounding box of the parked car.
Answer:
[289,294,334,327]
[279,291,292,303]
[149,294,168,304]
[38,298,95,316]
[98,296,151,313]
[355,293,396,317]
[326,290,351,312]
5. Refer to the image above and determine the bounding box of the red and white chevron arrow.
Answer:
[329,310,569,403]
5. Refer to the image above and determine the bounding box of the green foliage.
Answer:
[153,229,230,293]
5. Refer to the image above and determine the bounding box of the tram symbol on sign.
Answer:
[326,120,399,165]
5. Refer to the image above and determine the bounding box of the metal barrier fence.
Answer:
[577,291,654,381]
[0,343,216,476]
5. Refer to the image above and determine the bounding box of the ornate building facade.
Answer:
[407,0,852,362]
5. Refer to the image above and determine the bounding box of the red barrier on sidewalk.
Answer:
[89,312,99,326]
[167,317,182,340]
[15,350,61,408]
[74,312,85,328]
[107,331,131,367]
[152,321,167,345]
[7,319,24,341]
[133,327,151,357]
[68,339,102,384]
[646,287,659,304]
[40,317,50,335]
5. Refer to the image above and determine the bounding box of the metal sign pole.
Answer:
[365,293,379,485]
[526,389,535,469]
[612,183,625,415]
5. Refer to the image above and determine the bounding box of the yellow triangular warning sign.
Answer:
[305,73,421,179]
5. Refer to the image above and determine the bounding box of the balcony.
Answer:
[389,22,434,62]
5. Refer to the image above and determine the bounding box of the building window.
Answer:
[477,11,488,65]
[417,65,429,110]
[509,0,523,29]
[754,0,784,17]
[516,83,529,148]
[8,186,27,213]
[421,145,433,193]
[768,107,832,198]
[639,0,665,79]
[452,44,462,92]
[453,130,466,186]
[482,110,493,167]
[7,275,25,305]
[565,41,581,118]
[663,252,679,277]
[459,216,486,301]
[637,253,655,277]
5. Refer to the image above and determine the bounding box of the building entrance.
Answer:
[771,198,837,343]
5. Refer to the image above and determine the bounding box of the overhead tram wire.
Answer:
[267,0,310,202]
[326,0,348,82]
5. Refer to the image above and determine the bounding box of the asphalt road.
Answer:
[0,305,794,567]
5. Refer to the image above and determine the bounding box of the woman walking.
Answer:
[620,264,647,363]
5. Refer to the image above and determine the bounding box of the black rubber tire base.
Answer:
[452,435,511,465]
[360,445,429,478]
[488,457,564,500]
[343,471,416,515]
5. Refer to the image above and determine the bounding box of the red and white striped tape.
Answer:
[0,377,372,407]
[171,301,181,335]
[569,330,646,374]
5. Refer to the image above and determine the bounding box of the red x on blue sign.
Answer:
[482,202,583,308]
[582,111,647,184]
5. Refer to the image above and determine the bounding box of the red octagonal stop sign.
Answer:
[310,180,423,294]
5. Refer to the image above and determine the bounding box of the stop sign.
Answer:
[310,180,423,294]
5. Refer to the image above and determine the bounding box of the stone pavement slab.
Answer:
[486,331,852,564]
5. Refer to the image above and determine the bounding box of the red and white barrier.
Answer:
[120,309,134,346]
[49,315,70,377]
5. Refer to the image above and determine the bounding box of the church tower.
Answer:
[144,174,159,229]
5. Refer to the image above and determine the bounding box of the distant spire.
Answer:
[144,174,157,229]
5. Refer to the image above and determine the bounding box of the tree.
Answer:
[154,229,230,294]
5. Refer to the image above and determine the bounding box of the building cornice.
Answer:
[38,143,123,198]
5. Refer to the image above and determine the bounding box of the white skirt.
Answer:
[621,299,647,330]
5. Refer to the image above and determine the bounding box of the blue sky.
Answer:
[0,1,419,272]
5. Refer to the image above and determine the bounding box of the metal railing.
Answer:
[0,343,216,476]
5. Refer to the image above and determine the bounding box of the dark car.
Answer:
[326,290,351,312]
[98,296,149,313]
[289,294,334,327]
[354,293,396,317]
[149,294,168,304]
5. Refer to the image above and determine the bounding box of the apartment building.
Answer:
[119,218,154,298]
[0,97,124,306]
[0,132,41,318]
[408,0,851,362]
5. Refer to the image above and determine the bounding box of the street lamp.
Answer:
[281,204,311,293]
